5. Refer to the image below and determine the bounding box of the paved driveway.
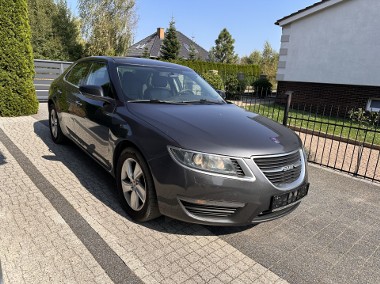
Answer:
[0,103,379,283]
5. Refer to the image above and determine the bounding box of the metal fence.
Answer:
[34,59,72,101]
[232,94,380,183]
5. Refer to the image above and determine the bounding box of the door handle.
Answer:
[75,100,82,106]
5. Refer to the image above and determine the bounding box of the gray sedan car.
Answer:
[48,57,309,226]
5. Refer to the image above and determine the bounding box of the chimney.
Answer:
[157,28,164,39]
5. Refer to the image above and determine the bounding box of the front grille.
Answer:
[180,200,242,218]
[253,150,302,186]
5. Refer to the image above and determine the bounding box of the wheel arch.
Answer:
[113,140,145,177]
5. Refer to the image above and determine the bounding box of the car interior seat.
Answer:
[122,72,143,100]
[144,74,172,100]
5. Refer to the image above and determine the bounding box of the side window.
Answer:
[66,62,91,86]
[87,62,112,97]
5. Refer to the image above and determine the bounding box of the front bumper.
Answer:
[149,153,309,226]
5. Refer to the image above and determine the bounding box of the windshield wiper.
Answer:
[129,99,180,104]
[181,99,224,104]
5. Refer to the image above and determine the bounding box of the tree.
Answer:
[188,44,196,60]
[210,28,238,64]
[27,0,61,59]
[188,36,197,60]
[241,50,261,65]
[241,41,279,86]
[261,41,279,85]
[161,19,180,60]
[0,0,39,116]
[27,0,84,60]
[52,0,84,61]
[142,46,150,58]
[79,0,137,56]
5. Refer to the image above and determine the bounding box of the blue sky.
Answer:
[67,0,318,57]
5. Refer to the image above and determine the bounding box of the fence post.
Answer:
[283,91,293,126]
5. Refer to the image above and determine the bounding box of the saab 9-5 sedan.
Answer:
[48,57,309,226]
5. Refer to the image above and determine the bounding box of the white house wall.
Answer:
[277,0,380,87]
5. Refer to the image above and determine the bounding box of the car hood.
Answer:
[127,103,301,158]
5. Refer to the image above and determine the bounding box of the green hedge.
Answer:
[173,60,260,84]
[0,0,38,116]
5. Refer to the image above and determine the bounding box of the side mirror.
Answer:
[216,90,226,100]
[79,85,104,97]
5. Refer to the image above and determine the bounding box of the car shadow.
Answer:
[33,121,255,236]
[0,151,6,166]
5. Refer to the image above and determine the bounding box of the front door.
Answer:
[74,62,116,170]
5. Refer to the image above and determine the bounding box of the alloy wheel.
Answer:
[50,108,58,138]
[120,158,147,211]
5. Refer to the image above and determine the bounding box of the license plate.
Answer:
[271,183,309,210]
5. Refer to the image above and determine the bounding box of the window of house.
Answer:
[366,98,380,112]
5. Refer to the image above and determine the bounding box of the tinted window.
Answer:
[66,62,91,86]
[87,62,112,97]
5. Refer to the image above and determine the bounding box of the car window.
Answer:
[117,64,225,104]
[66,62,91,87]
[87,62,112,97]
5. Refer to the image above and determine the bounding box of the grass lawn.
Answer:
[238,102,380,146]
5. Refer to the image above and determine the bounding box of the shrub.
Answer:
[0,0,38,116]
[253,76,272,98]
[201,71,224,90]
[224,75,240,96]
[349,108,380,127]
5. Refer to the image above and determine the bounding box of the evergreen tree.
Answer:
[210,28,238,64]
[160,19,180,60]
[27,0,84,60]
[79,0,137,56]
[0,0,39,116]
[188,37,196,60]
[52,0,84,61]
[27,0,61,59]
[142,46,150,58]
[208,47,216,62]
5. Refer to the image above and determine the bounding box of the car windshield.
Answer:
[117,64,225,104]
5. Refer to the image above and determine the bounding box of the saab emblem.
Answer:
[270,137,280,144]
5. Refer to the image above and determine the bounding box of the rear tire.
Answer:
[49,104,66,144]
[116,148,161,222]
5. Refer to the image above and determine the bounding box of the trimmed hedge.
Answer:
[173,60,260,83]
[0,0,38,116]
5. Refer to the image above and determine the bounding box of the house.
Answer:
[128,28,209,61]
[275,0,380,112]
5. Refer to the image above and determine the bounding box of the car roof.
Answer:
[79,56,192,71]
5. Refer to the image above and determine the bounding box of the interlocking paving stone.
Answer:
[0,105,287,283]
[0,139,113,283]
[209,165,380,284]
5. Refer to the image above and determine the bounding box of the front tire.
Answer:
[116,148,161,222]
[49,104,66,144]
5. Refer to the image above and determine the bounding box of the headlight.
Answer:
[168,146,241,176]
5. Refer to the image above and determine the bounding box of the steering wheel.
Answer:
[178,89,195,96]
